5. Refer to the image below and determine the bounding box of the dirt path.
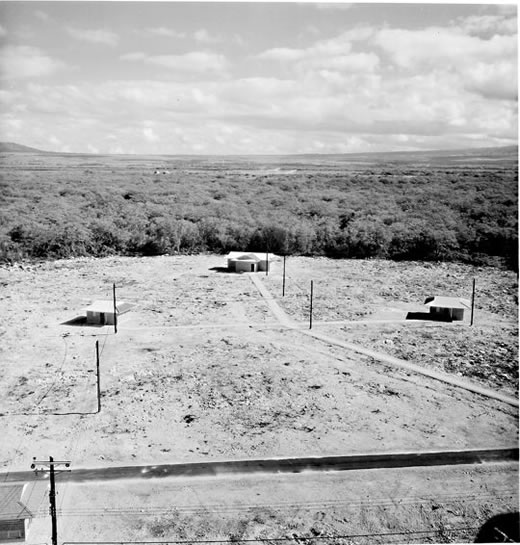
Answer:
[250,274,519,408]
[249,274,294,327]
[301,329,519,408]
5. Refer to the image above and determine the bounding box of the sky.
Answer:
[0,1,517,155]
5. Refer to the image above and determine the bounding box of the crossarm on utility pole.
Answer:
[31,457,71,545]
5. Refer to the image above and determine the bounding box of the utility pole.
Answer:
[470,278,476,326]
[282,255,286,297]
[31,457,71,545]
[96,340,101,413]
[265,251,269,277]
[112,282,118,334]
[309,280,314,330]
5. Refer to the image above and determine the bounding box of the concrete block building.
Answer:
[83,301,133,325]
[226,252,278,273]
[424,296,471,321]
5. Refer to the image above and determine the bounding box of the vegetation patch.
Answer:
[0,152,517,270]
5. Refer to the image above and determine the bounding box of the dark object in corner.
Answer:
[474,512,519,543]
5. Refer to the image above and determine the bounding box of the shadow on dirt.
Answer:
[61,316,104,327]
[208,266,234,274]
[405,311,452,322]
[474,512,519,542]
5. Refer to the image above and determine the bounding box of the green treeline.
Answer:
[0,161,517,270]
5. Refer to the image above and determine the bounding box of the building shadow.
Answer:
[405,311,452,322]
[60,316,104,327]
[474,512,519,542]
[208,266,233,274]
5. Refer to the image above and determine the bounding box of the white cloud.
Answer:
[309,51,379,72]
[3,13,517,154]
[314,3,353,10]
[257,48,306,62]
[0,45,65,79]
[373,27,516,70]
[372,23,517,103]
[34,10,50,22]
[194,29,213,43]
[121,51,230,76]
[143,127,159,143]
[463,60,518,100]
[145,27,185,38]
[65,27,119,46]
[0,25,6,37]
[256,31,380,76]
[459,14,517,36]
[120,52,146,61]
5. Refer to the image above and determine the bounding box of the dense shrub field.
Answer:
[0,149,517,269]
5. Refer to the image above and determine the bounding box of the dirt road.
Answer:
[22,462,519,543]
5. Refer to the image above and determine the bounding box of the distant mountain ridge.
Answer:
[0,142,48,153]
[0,141,517,159]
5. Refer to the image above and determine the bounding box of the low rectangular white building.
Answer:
[424,296,471,321]
[83,301,133,325]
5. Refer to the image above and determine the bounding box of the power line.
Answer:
[1,334,70,481]
[16,487,515,519]
[34,334,70,408]
[31,457,71,545]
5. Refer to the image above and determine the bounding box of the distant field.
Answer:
[0,147,517,268]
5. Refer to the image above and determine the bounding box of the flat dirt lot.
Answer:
[0,254,517,542]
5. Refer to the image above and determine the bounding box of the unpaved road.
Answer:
[4,447,517,484]
[21,461,519,543]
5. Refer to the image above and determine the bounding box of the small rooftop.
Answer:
[0,485,32,521]
[233,253,261,262]
[227,251,279,261]
[83,301,133,314]
[424,296,471,309]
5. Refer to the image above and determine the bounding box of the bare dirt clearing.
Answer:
[0,255,517,473]
[0,254,517,542]
[263,257,518,393]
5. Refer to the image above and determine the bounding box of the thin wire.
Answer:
[58,329,111,512]
[32,487,516,518]
[1,334,69,483]
[34,334,70,407]
[2,327,110,504]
